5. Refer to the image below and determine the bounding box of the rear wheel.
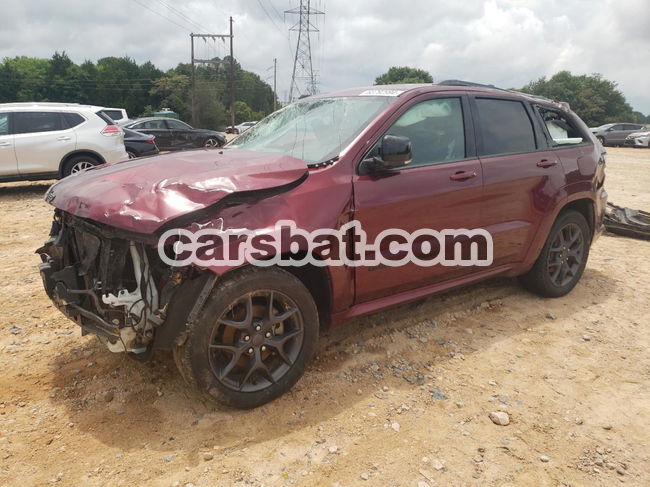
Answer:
[127,150,138,159]
[519,210,591,298]
[173,267,319,409]
[62,154,100,177]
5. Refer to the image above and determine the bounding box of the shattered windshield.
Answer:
[227,96,393,165]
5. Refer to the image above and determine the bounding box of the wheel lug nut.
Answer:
[265,332,271,338]
[247,347,254,354]
[255,325,262,331]
[244,335,250,341]
[261,346,267,352]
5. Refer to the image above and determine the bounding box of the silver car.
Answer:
[590,122,645,146]
[0,102,128,182]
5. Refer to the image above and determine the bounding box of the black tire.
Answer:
[596,136,606,146]
[519,210,591,298]
[173,266,319,409]
[61,154,101,177]
[203,137,221,148]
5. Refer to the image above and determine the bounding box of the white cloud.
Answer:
[1,0,649,112]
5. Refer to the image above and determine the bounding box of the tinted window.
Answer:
[101,110,123,121]
[0,113,8,136]
[385,98,465,166]
[13,112,64,134]
[63,112,85,128]
[624,124,642,130]
[166,119,192,130]
[134,120,167,130]
[475,98,536,156]
[611,124,624,131]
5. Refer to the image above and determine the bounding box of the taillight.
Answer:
[101,125,121,136]
[145,139,155,144]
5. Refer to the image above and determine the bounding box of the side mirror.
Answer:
[606,127,615,132]
[364,135,412,172]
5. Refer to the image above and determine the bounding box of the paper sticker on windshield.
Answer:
[359,89,404,97]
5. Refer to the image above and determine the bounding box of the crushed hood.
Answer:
[46,149,308,234]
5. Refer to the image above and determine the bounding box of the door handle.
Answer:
[449,171,477,181]
[0,141,10,147]
[536,159,557,168]
[57,136,71,141]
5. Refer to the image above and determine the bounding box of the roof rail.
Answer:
[437,79,506,91]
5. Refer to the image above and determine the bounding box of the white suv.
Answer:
[0,102,128,182]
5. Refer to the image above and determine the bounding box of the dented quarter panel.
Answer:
[45,149,308,234]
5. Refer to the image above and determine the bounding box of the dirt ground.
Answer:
[0,148,649,487]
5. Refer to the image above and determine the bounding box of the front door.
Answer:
[353,95,485,303]
[0,112,17,177]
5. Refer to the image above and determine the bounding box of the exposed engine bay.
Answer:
[36,210,199,356]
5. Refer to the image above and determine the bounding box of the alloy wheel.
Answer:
[70,160,94,174]
[204,138,219,148]
[208,290,304,392]
[546,222,585,287]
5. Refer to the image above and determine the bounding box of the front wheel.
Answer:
[204,137,221,148]
[173,267,319,409]
[519,210,591,298]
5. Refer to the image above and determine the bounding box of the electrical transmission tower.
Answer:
[286,1,324,102]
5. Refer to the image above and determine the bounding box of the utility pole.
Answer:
[273,58,277,112]
[286,0,324,102]
[229,16,235,130]
[190,33,195,125]
[189,25,234,126]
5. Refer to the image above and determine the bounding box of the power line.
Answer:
[152,0,208,32]
[131,0,192,32]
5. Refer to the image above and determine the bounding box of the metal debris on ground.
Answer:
[604,203,650,240]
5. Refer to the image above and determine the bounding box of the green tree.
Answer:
[374,66,433,85]
[520,71,635,127]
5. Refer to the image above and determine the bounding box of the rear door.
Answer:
[13,111,77,175]
[0,112,18,177]
[470,96,565,268]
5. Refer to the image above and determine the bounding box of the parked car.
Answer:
[123,127,159,158]
[99,107,129,124]
[590,123,645,146]
[0,102,127,182]
[121,117,225,150]
[624,130,650,148]
[37,83,606,409]
[227,121,258,134]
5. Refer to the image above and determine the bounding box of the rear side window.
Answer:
[101,110,124,121]
[536,107,585,146]
[474,98,536,156]
[62,112,85,128]
[0,113,8,135]
[13,112,64,134]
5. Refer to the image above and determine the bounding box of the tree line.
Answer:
[0,52,277,130]
[375,66,649,127]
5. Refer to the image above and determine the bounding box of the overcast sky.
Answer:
[3,0,649,112]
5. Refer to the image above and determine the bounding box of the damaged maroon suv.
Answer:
[37,82,607,408]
